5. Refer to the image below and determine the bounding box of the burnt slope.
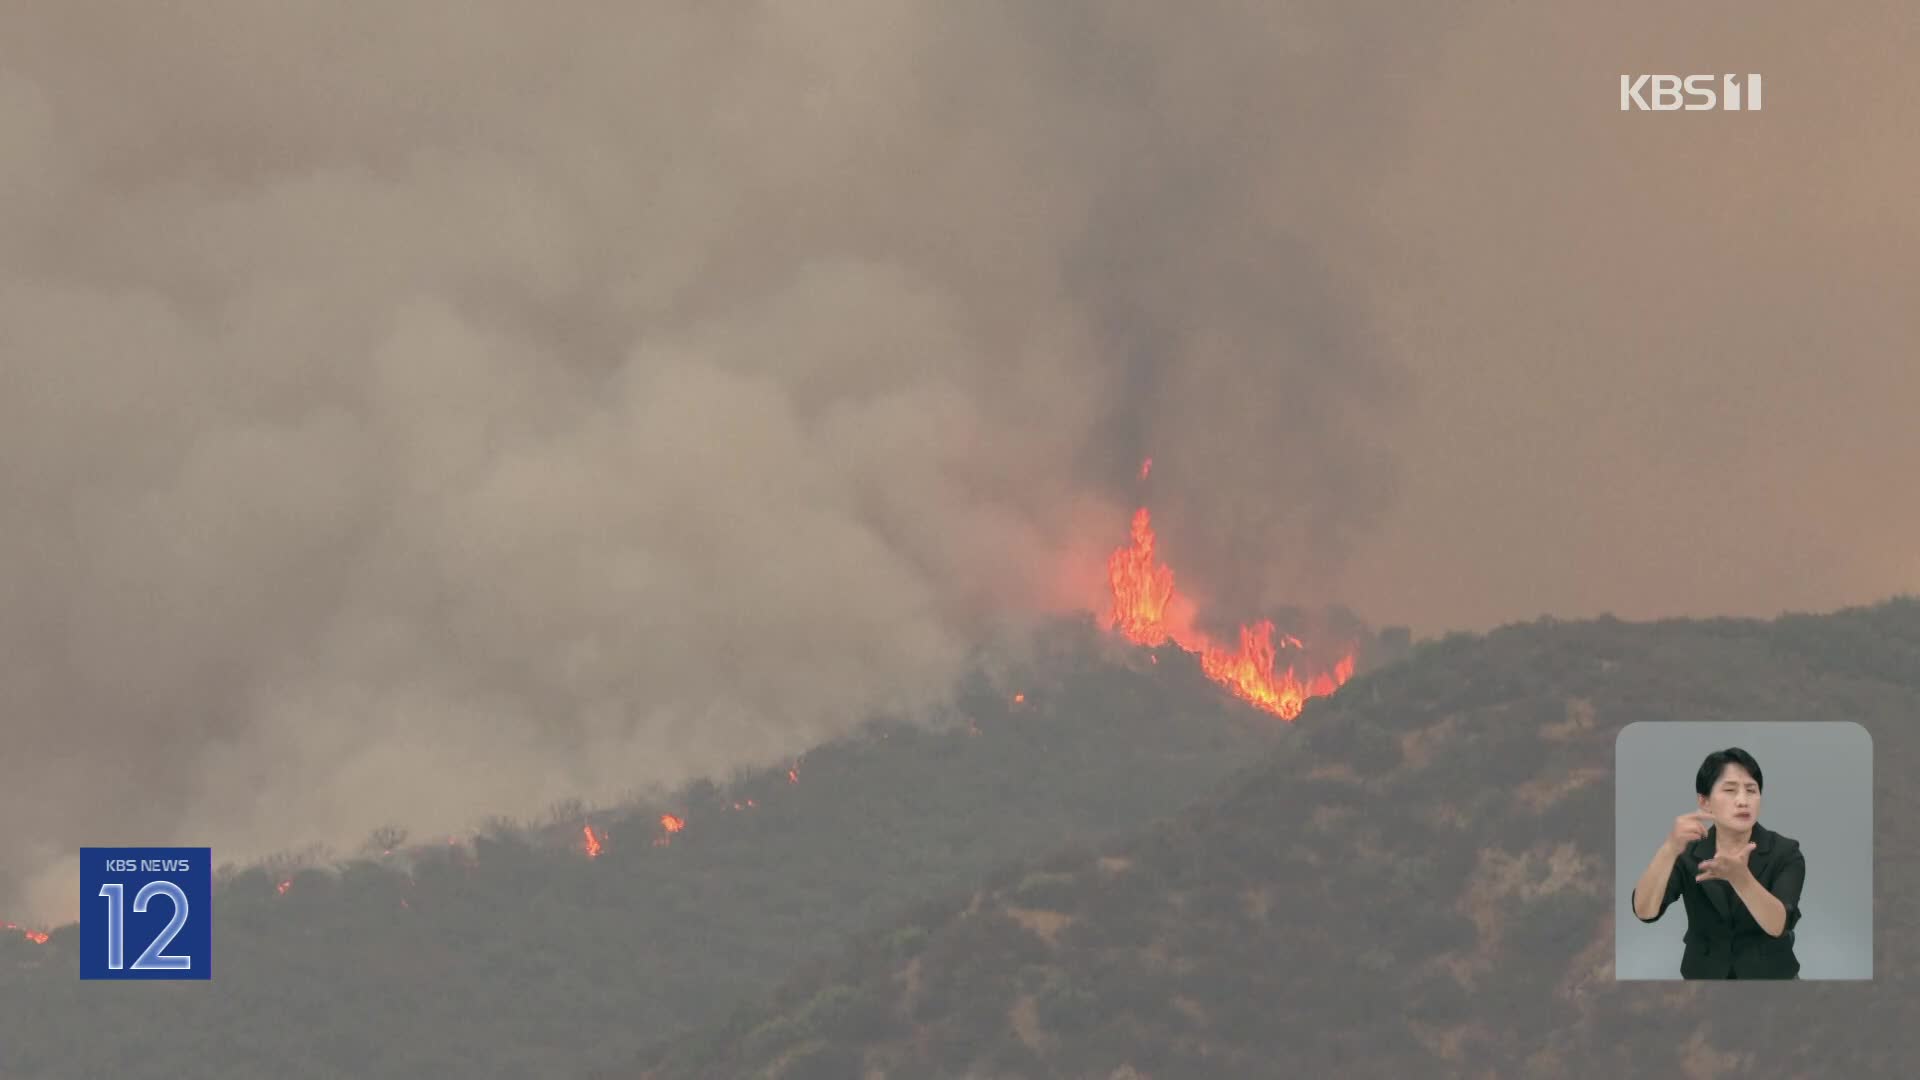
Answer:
[642,600,1919,1079]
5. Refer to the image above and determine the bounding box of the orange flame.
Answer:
[654,813,686,846]
[1012,692,1025,705]
[1107,508,1181,648]
[4,921,49,945]
[1106,506,1355,721]
[582,825,603,859]
[787,767,799,784]
[1139,457,1152,480]
[276,879,292,896]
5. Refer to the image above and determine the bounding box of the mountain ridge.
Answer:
[1,614,1383,1079]
[634,599,1920,1079]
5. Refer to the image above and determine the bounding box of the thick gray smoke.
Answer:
[0,3,1448,921]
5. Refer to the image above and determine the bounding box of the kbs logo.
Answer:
[1620,74,1763,111]
[80,846,212,980]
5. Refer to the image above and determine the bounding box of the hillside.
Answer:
[638,599,1920,1079]
[0,615,1388,1079]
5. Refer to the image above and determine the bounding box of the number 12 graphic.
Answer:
[98,882,193,971]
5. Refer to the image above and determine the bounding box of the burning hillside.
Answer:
[1106,503,1355,719]
[640,601,1920,1080]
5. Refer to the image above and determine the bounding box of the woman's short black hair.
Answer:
[1696,747,1764,796]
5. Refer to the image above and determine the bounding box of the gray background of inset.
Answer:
[1615,721,1873,980]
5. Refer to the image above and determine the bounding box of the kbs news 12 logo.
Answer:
[79,847,212,980]
[1620,73,1763,111]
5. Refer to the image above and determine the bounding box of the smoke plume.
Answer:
[0,3,1448,921]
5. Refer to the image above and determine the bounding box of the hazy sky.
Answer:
[2,2,1912,921]
[1338,1,1917,631]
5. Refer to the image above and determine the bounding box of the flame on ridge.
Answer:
[1106,502,1355,720]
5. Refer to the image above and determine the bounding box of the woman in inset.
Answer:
[1630,746,1806,979]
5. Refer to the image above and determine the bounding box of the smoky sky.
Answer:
[0,1,1453,921]
[3,2,1913,923]
[1333,1,1917,632]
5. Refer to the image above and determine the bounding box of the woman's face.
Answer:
[1697,763,1761,830]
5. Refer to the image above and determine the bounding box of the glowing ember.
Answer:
[4,921,49,945]
[1012,692,1025,704]
[654,813,686,846]
[1139,457,1153,480]
[582,825,603,859]
[276,879,292,896]
[787,767,799,784]
[1106,506,1356,720]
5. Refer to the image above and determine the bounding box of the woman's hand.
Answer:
[1665,810,1714,852]
[1695,841,1757,884]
